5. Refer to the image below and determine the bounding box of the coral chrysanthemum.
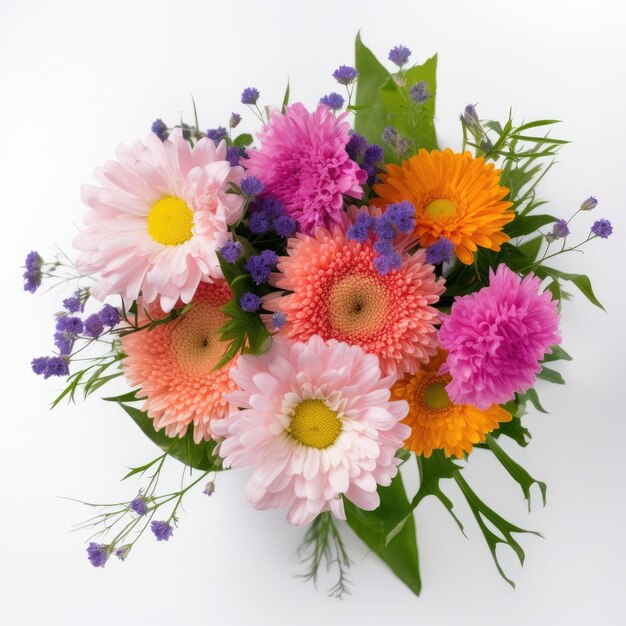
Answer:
[373,149,514,264]
[121,281,238,442]
[439,264,561,409]
[244,103,366,234]
[262,216,445,378]
[391,350,511,458]
[212,335,410,526]
[74,131,244,312]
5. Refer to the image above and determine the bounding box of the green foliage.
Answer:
[345,470,421,596]
[534,266,605,311]
[233,133,253,147]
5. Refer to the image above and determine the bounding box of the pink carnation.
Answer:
[439,264,560,409]
[244,103,366,234]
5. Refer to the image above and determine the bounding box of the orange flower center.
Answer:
[425,198,457,220]
[170,302,228,376]
[328,273,389,338]
[289,399,342,449]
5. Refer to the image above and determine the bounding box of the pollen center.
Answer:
[328,274,388,337]
[170,302,228,376]
[423,382,452,410]
[425,199,456,220]
[148,196,194,246]
[289,399,342,449]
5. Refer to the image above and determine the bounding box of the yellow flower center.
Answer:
[289,399,342,449]
[329,274,388,338]
[422,382,451,410]
[148,197,194,246]
[425,199,456,220]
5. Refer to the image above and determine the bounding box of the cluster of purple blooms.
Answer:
[347,202,416,275]
[320,92,345,111]
[248,197,297,238]
[239,250,279,313]
[545,197,613,243]
[23,251,44,293]
[425,238,455,266]
[346,131,384,185]
[31,299,120,379]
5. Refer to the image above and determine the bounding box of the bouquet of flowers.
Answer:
[25,35,612,597]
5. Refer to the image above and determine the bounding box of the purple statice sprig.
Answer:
[320,92,345,111]
[245,250,278,285]
[332,64,359,107]
[345,131,384,186]
[425,238,455,265]
[388,45,411,68]
[591,219,613,239]
[247,197,295,238]
[240,292,261,313]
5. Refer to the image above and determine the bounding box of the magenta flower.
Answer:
[439,264,560,409]
[244,103,366,234]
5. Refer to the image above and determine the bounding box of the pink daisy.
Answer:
[212,335,410,526]
[74,131,244,312]
[439,264,561,409]
[244,103,366,234]
[121,281,238,442]
[262,211,445,378]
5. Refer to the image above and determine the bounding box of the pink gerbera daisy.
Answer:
[212,335,409,526]
[439,264,561,409]
[262,213,445,378]
[74,131,244,312]
[244,103,366,234]
[121,281,238,442]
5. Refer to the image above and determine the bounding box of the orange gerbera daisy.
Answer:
[374,149,514,264]
[391,350,511,458]
[121,281,238,443]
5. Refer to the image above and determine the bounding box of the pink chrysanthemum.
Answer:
[439,264,561,409]
[74,131,244,312]
[121,281,238,442]
[262,214,445,378]
[244,103,366,234]
[212,335,409,527]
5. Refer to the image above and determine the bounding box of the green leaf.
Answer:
[117,403,221,471]
[495,415,532,447]
[486,434,547,511]
[378,55,438,152]
[505,214,555,238]
[354,33,393,147]
[542,345,572,363]
[453,471,542,587]
[234,133,253,147]
[535,267,605,311]
[281,80,290,114]
[345,471,421,596]
[520,388,548,414]
[537,366,566,385]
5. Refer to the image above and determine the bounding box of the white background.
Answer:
[1,1,625,624]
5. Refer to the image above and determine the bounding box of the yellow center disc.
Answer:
[289,399,342,449]
[422,382,452,410]
[148,196,194,246]
[425,198,456,220]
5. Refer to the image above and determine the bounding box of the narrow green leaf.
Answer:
[505,214,556,238]
[542,345,572,363]
[281,80,290,114]
[514,119,561,133]
[521,388,548,414]
[537,366,566,385]
[535,267,605,311]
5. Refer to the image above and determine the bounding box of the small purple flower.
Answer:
[83,313,104,338]
[245,251,277,285]
[388,45,411,67]
[45,356,70,378]
[580,196,598,211]
[151,119,169,142]
[203,481,216,496]
[240,176,264,196]
[260,249,278,265]
[150,520,174,542]
[385,201,415,233]
[23,251,44,293]
[374,238,395,256]
[591,219,613,239]
[332,65,359,85]
[551,219,570,240]
[25,251,43,273]
[56,316,84,334]
[115,545,131,561]
[382,126,398,145]
[462,104,480,128]
[425,238,455,265]
[220,241,244,263]
[130,496,148,516]
[86,543,109,568]
[374,252,402,275]
[229,112,242,128]
[363,144,384,167]
[320,92,345,111]
[62,291,83,314]
[273,214,296,237]
[347,213,374,243]
[241,87,260,105]
[31,357,48,376]
[346,132,368,161]
[240,292,261,313]
[226,146,241,167]
[206,127,228,144]
[261,197,285,219]
[409,81,430,104]
[98,304,120,328]
[54,331,74,356]
[249,211,271,234]
[374,215,396,241]
[271,311,287,330]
